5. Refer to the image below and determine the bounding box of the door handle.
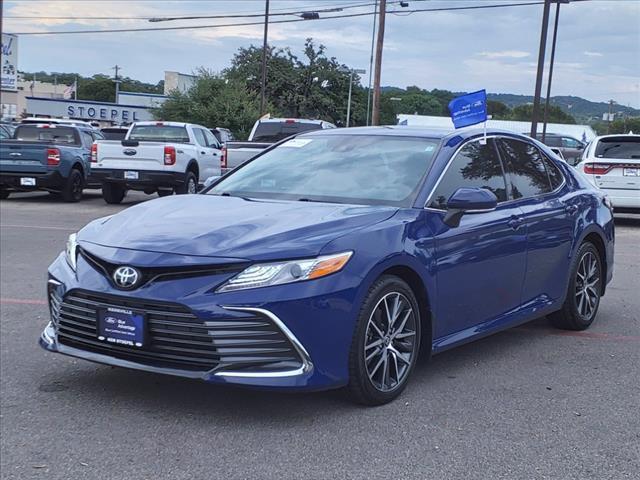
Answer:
[508,217,524,230]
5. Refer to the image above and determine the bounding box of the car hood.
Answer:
[79,195,398,261]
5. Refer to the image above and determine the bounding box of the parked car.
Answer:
[91,121,222,203]
[549,147,566,161]
[0,124,13,140]
[222,118,336,174]
[100,126,129,141]
[528,133,586,165]
[210,127,234,144]
[20,117,95,129]
[0,124,103,201]
[41,127,614,405]
[575,134,639,213]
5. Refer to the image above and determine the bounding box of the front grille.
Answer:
[54,290,303,373]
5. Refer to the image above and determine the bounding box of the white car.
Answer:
[91,121,222,204]
[575,134,639,213]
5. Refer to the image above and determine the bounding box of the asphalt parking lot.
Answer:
[1,191,639,480]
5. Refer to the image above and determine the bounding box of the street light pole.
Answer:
[259,0,270,115]
[371,0,387,126]
[365,0,378,126]
[542,0,567,142]
[530,0,552,138]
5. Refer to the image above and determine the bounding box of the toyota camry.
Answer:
[41,127,615,405]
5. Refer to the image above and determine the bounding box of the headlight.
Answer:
[217,251,353,293]
[65,233,78,271]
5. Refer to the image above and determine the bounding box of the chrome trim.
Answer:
[217,306,313,378]
[424,134,567,211]
[48,279,62,287]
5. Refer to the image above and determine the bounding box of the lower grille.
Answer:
[54,290,303,373]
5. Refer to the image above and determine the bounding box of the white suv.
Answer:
[575,134,639,213]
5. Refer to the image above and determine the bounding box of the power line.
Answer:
[11,2,558,36]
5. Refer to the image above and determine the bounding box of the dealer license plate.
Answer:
[124,171,139,180]
[623,168,638,177]
[98,307,145,348]
[20,177,36,186]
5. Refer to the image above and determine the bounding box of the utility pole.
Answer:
[112,65,122,104]
[530,0,552,138]
[365,0,378,126]
[371,0,386,126]
[259,0,270,115]
[607,99,614,134]
[542,1,563,143]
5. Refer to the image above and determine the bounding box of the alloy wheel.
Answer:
[364,292,418,392]
[575,251,600,319]
[188,178,197,194]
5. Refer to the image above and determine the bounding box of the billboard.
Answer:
[1,34,18,91]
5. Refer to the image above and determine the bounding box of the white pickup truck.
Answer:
[91,121,222,204]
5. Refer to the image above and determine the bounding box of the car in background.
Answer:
[41,127,614,405]
[222,118,336,174]
[549,147,566,162]
[575,134,639,213]
[0,124,103,201]
[210,127,234,144]
[20,117,95,129]
[0,124,14,140]
[529,133,586,165]
[100,126,129,141]
[91,121,222,203]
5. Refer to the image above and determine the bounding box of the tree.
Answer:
[509,104,576,124]
[154,70,261,140]
[487,100,510,119]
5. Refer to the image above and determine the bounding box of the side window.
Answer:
[193,129,208,147]
[545,136,562,147]
[429,139,508,209]
[204,129,220,149]
[499,138,552,199]
[81,131,94,147]
[540,155,564,190]
[562,137,580,148]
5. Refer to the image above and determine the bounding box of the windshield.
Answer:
[128,125,190,143]
[208,134,439,206]
[252,121,325,142]
[595,137,640,159]
[13,125,79,144]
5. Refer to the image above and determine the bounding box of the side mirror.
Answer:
[203,175,221,189]
[443,187,498,227]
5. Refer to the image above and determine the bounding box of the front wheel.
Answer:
[346,275,421,406]
[549,242,603,331]
[176,171,197,195]
[61,168,84,202]
[102,182,126,204]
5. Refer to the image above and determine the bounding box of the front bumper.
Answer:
[90,168,186,190]
[41,250,362,390]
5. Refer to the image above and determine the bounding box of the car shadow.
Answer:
[2,190,148,206]
[613,214,640,227]
[48,316,559,421]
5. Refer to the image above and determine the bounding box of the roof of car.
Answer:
[592,133,639,140]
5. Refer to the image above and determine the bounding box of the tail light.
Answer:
[220,145,227,169]
[584,163,612,175]
[164,146,176,165]
[46,148,61,166]
[90,143,98,163]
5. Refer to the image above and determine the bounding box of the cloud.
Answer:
[583,51,603,57]
[478,50,531,59]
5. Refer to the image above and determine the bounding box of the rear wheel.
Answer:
[0,188,10,200]
[346,275,421,406]
[176,171,197,195]
[549,242,602,331]
[61,168,84,202]
[102,182,126,204]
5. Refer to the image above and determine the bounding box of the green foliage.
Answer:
[154,70,261,140]
[508,104,576,124]
[590,117,640,135]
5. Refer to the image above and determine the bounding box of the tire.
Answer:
[549,242,603,331]
[176,171,197,195]
[346,275,422,406]
[0,189,10,200]
[61,168,84,202]
[157,188,173,197]
[102,182,126,204]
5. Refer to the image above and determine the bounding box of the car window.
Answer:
[92,131,105,141]
[594,137,640,159]
[498,138,553,199]
[81,131,94,147]
[128,125,189,143]
[429,139,508,210]
[193,128,208,147]
[14,125,79,144]
[540,155,564,190]
[203,129,220,149]
[252,121,323,142]
[562,137,581,148]
[544,136,562,147]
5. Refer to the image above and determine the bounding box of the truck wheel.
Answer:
[0,188,10,200]
[176,171,197,195]
[61,169,84,202]
[157,188,173,197]
[102,182,126,204]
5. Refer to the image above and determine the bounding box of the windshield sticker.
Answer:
[281,138,313,148]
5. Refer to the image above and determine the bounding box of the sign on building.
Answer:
[1,34,18,92]
[26,97,155,123]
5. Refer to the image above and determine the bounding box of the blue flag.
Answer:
[448,90,488,129]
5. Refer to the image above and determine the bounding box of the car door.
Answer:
[193,128,216,180]
[497,136,576,306]
[426,138,528,339]
[203,129,222,176]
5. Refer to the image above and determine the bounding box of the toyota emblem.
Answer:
[113,266,141,289]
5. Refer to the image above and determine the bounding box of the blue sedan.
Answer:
[41,127,615,405]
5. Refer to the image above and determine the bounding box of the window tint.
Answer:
[14,125,79,144]
[499,138,552,199]
[543,136,562,147]
[594,137,640,159]
[429,139,507,209]
[541,155,564,190]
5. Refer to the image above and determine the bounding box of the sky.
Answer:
[4,0,640,108]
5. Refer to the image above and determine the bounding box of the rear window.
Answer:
[594,137,640,159]
[101,129,128,140]
[128,125,190,143]
[252,121,324,142]
[13,125,79,144]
